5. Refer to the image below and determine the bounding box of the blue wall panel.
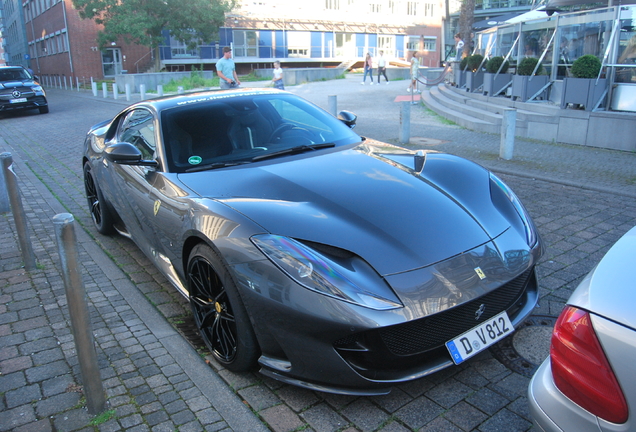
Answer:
[311,32,322,58]
[275,31,287,58]
[260,31,273,58]
[324,32,334,58]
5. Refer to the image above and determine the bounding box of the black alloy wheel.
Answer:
[187,244,259,371]
[83,163,115,235]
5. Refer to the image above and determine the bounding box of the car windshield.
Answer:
[160,93,361,173]
[0,68,32,82]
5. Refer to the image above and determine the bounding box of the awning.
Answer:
[473,12,525,30]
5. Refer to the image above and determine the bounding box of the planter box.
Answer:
[483,73,513,96]
[465,71,485,92]
[452,63,466,88]
[560,77,607,110]
[511,75,549,102]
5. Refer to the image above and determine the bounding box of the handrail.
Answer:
[134,49,155,74]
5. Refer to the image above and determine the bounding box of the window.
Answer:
[287,32,310,58]
[119,109,156,160]
[170,37,198,58]
[370,3,381,13]
[407,36,419,51]
[407,1,418,15]
[233,30,257,57]
[326,0,340,9]
[423,36,436,51]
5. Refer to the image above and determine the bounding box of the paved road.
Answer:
[1,75,636,432]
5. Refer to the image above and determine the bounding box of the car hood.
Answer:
[568,226,636,331]
[178,142,509,275]
[0,80,37,88]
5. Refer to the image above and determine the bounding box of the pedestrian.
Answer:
[361,52,374,85]
[454,33,464,62]
[377,50,389,84]
[217,46,241,89]
[271,60,284,89]
[407,52,420,93]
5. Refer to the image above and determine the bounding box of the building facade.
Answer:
[160,0,445,72]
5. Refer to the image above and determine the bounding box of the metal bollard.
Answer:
[1,153,36,270]
[328,95,337,116]
[399,101,411,144]
[499,108,517,160]
[52,213,106,415]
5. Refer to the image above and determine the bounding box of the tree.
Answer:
[458,0,475,58]
[72,0,236,49]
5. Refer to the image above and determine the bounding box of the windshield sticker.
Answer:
[188,156,202,165]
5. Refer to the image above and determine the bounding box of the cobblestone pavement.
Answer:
[1,76,635,432]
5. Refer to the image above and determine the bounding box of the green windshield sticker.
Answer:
[188,156,202,165]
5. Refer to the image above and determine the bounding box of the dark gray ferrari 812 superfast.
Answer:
[82,88,542,395]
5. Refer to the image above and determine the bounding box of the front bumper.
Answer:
[230,230,542,394]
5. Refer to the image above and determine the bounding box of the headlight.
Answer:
[490,173,538,247]
[251,234,403,310]
[32,85,44,93]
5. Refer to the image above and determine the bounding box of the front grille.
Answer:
[379,269,532,356]
[333,267,536,381]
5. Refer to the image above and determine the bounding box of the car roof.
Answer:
[133,88,287,113]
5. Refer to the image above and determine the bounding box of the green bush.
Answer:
[517,57,544,76]
[459,56,469,71]
[571,54,601,79]
[466,54,485,72]
[486,56,510,74]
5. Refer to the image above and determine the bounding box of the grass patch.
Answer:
[423,107,457,126]
[89,409,116,426]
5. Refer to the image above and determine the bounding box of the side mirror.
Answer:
[337,110,357,129]
[104,142,158,167]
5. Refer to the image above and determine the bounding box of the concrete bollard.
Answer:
[178,86,184,94]
[92,82,98,97]
[499,108,517,160]
[158,85,164,97]
[1,153,36,270]
[102,82,108,98]
[52,213,106,415]
[328,95,337,116]
[113,83,118,100]
[399,101,411,144]
[140,84,146,101]
[125,84,131,101]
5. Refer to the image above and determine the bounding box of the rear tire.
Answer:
[187,243,259,371]
[83,163,115,235]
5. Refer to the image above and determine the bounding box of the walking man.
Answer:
[217,47,241,89]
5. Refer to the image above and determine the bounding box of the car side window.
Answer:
[119,109,157,160]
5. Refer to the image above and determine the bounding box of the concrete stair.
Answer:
[422,82,560,138]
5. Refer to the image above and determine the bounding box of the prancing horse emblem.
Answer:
[475,304,486,320]
[474,267,486,280]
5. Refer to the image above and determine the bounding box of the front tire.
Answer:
[187,244,259,371]
[83,163,115,235]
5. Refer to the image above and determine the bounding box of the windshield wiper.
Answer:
[251,143,336,162]
[185,161,249,173]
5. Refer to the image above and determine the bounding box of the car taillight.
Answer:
[550,306,628,424]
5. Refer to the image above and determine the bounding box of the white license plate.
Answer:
[446,310,514,364]
[10,98,27,103]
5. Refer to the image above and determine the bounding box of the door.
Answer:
[102,48,123,77]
